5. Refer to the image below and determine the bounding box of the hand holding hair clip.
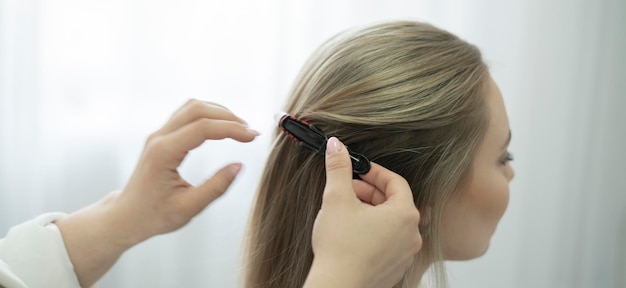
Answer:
[276,112,371,175]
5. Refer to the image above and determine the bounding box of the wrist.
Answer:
[54,191,134,287]
[304,258,369,288]
[97,190,149,250]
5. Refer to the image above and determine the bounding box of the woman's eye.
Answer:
[501,152,513,165]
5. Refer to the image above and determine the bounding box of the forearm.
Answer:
[55,191,136,287]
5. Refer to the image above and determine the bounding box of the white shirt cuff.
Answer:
[0,213,81,288]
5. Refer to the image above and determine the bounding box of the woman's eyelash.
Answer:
[501,152,513,164]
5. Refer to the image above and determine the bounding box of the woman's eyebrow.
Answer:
[502,130,512,149]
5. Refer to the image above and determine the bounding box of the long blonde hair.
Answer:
[244,21,489,288]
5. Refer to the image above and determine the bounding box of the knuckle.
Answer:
[401,208,420,225]
[192,118,215,134]
[179,99,204,119]
[197,117,214,127]
[144,132,158,146]
[412,236,423,254]
[223,120,240,130]
[410,238,422,255]
[395,177,411,190]
[184,98,201,108]
[187,99,206,114]
[144,136,169,156]
[201,118,229,136]
[325,157,351,172]
[211,175,232,195]
[412,208,421,223]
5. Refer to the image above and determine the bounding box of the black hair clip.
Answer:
[276,113,371,175]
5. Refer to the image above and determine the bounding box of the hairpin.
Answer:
[276,113,371,175]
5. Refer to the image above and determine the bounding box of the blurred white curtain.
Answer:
[1,0,624,287]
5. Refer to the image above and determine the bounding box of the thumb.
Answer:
[323,137,356,203]
[182,162,242,216]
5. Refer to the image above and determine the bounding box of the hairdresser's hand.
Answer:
[304,137,421,288]
[56,99,259,287]
[112,99,259,244]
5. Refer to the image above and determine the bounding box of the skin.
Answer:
[305,137,422,288]
[53,100,422,288]
[442,75,515,260]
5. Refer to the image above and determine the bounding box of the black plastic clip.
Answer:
[277,113,371,175]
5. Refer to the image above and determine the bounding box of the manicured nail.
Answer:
[246,128,261,136]
[229,163,243,176]
[326,137,342,154]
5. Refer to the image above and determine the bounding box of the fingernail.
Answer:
[229,163,243,176]
[246,128,261,136]
[326,137,342,154]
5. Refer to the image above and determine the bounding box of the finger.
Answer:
[352,179,387,205]
[165,117,258,150]
[179,163,242,217]
[155,99,248,137]
[323,137,358,203]
[146,119,258,167]
[358,162,414,205]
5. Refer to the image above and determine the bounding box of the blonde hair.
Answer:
[244,21,489,288]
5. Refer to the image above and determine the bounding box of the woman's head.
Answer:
[245,21,513,287]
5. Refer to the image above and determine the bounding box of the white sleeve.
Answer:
[0,213,82,288]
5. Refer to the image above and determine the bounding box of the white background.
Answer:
[1,0,624,287]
